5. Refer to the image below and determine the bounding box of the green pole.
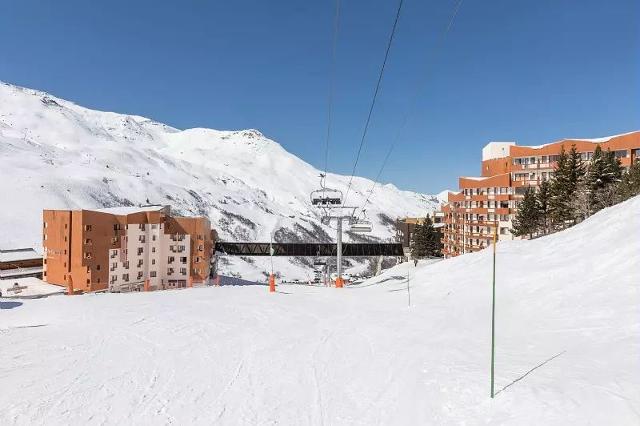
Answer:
[491,223,497,398]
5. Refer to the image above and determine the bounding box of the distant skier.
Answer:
[414,259,418,267]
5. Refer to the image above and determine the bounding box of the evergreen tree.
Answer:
[618,159,640,200]
[603,148,623,184]
[549,146,571,227]
[585,146,624,212]
[511,187,539,238]
[585,145,606,213]
[550,144,585,227]
[536,179,552,235]
[410,215,442,259]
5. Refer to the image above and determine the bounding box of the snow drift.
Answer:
[0,82,440,279]
[0,194,638,425]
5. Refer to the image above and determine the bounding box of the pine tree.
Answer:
[567,144,586,193]
[585,145,605,213]
[618,159,640,200]
[585,146,624,212]
[550,144,585,227]
[549,146,571,227]
[603,148,623,184]
[511,187,539,238]
[536,179,552,235]
[410,215,442,259]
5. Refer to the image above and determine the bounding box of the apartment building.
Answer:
[43,205,215,293]
[440,131,640,258]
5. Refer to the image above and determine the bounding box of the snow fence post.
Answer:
[144,278,150,292]
[269,274,276,293]
[490,223,497,398]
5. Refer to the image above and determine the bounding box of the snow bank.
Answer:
[0,196,638,424]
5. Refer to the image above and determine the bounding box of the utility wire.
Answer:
[342,0,405,207]
[322,0,342,184]
[356,0,464,218]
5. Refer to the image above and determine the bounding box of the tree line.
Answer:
[512,144,640,238]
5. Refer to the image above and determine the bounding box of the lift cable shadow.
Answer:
[495,350,566,396]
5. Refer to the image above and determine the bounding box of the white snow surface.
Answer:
[0,277,64,298]
[1,196,638,425]
[0,82,440,279]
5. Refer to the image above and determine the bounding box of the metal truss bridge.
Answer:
[215,242,403,257]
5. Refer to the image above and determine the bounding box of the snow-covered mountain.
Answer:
[0,82,440,279]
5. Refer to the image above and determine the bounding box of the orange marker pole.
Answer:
[335,277,344,288]
[67,275,74,296]
[269,273,276,293]
[144,278,149,292]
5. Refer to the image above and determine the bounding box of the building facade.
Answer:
[440,131,640,258]
[43,205,215,293]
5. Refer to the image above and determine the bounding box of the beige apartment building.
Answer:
[43,205,215,293]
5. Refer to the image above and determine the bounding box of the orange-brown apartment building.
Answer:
[440,131,640,258]
[43,205,215,293]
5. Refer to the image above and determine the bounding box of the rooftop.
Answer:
[0,248,41,263]
[88,205,167,215]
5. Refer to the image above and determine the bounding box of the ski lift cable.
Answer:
[355,0,464,219]
[342,0,405,208]
[322,0,342,188]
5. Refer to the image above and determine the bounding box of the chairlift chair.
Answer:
[349,220,373,233]
[310,188,343,207]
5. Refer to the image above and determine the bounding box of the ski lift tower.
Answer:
[311,174,371,287]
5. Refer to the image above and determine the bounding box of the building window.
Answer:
[96,264,101,271]
[139,235,146,243]
[152,235,156,241]
[124,261,130,269]
[84,224,92,231]
[195,257,201,263]
[151,247,156,253]
[180,256,187,264]
[614,150,628,158]
[43,221,47,228]
[180,268,187,276]
[198,245,204,252]
[150,271,157,278]
[123,274,129,282]
[84,252,92,259]
[168,268,174,275]
[152,259,156,265]
[137,271,143,280]
[137,247,143,256]
[151,224,158,230]
[168,256,175,264]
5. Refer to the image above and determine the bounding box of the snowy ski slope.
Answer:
[1,195,638,425]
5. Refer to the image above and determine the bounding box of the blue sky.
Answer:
[1,0,638,194]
